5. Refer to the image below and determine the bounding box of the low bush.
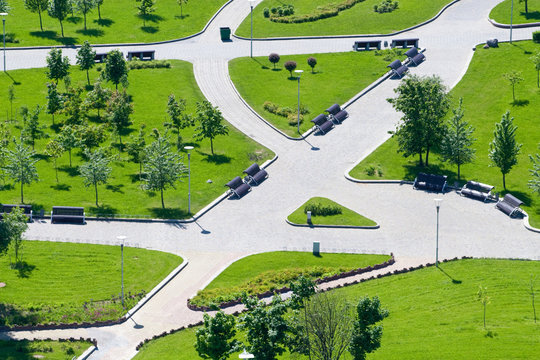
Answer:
[534,31,540,44]
[374,0,399,14]
[304,202,343,216]
[263,101,308,127]
[269,0,365,24]
[127,60,171,70]
[374,48,403,61]
[263,8,270,18]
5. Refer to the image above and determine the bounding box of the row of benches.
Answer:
[311,103,349,135]
[94,50,156,63]
[225,163,269,199]
[353,38,420,51]
[387,47,425,78]
[0,204,85,224]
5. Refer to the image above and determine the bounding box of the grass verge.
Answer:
[0,241,182,327]
[190,251,390,307]
[0,339,91,359]
[350,41,540,226]
[135,258,540,359]
[490,0,540,24]
[229,51,392,136]
[287,196,377,226]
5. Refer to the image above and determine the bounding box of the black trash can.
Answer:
[220,27,231,41]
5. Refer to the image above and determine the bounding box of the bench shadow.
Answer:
[437,265,462,284]
[403,163,456,183]
[94,18,114,27]
[149,207,189,220]
[50,183,71,191]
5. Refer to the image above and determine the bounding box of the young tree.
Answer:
[387,74,450,166]
[45,139,64,182]
[79,148,111,206]
[348,296,389,360]
[520,0,529,14]
[48,0,70,37]
[0,122,11,185]
[307,56,317,73]
[76,123,106,150]
[58,124,79,166]
[96,0,103,19]
[4,141,39,203]
[177,0,188,17]
[76,40,97,85]
[165,94,193,149]
[84,79,111,120]
[126,124,146,180]
[0,0,10,13]
[46,82,63,125]
[530,52,540,88]
[22,105,44,150]
[73,0,96,30]
[503,70,524,102]
[195,311,240,360]
[194,101,228,155]
[284,60,297,77]
[489,111,522,190]
[143,135,187,208]
[104,49,128,90]
[269,53,280,69]
[137,0,155,26]
[8,84,15,121]
[62,87,85,125]
[439,98,476,180]
[0,208,28,266]
[46,48,70,84]
[25,0,49,31]
[106,90,133,148]
[477,286,490,330]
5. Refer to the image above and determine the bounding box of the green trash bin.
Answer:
[220,27,231,41]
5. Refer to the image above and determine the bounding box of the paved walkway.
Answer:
[1,1,540,359]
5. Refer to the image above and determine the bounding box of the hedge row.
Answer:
[269,0,366,24]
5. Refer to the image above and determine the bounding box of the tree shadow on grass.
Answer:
[50,183,71,191]
[511,99,529,107]
[94,18,115,27]
[0,183,15,191]
[76,28,105,37]
[127,173,144,183]
[175,14,191,20]
[11,261,36,279]
[106,184,124,194]
[59,166,80,177]
[88,204,119,217]
[33,154,49,161]
[522,11,540,20]
[139,13,165,24]
[202,153,232,164]
[0,304,40,328]
[67,16,82,24]
[437,265,462,284]
[29,31,77,45]
[141,26,159,34]
[149,207,189,220]
[402,162,457,182]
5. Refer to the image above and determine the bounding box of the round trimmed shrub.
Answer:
[307,57,317,73]
[268,53,280,68]
[284,60,297,77]
[263,8,270,18]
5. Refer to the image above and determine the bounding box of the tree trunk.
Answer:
[525,0,529,14]
[84,13,87,31]
[503,172,506,190]
[95,183,99,206]
[457,164,461,180]
[59,20,64,38]
[87,69,90,85]
[418,152,423,167]
[483,304,486,329]
[20,182,24,203]
[161,188,165,208]
[38,10,43,31]
[537,70,539,88]
[69,149,72,167]
[139,161,142,181]
[512,84,515,102]
[210,137,214,155]
[181,3,183,17]
[425,147,430,167]
[98,4,101,20]
[55,161,58,182]
[52,113,55,125]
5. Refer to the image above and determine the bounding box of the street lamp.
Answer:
[294,69,303,134]
[184,146,194,215]
[0,13,8,72]
[239,349,254,359]
[434,199,442,267]
[117,235,127,307]
[510,0,514,44]
[248,0,256,57]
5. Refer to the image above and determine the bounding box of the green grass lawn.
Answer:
[235,0,452,38]
[287,196,377,226]
[0,60,272,218]
[3,0,226,47]
[229,51,391,136]
[350,41,540,226]
[135,258,540,360]
[490,0,540,24]
[190,251,390,307]
[0,339,91,359]
[0,241,182,326]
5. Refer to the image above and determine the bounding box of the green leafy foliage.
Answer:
[76,41,97,85]
[373,0,399,13]
[195,311,239,360]
[194,101,229,155]
[46,48,70,84]
[349,296,389,360]
[489,111,522,189]
[4,141,39,203]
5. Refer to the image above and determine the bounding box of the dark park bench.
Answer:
[127,51,155,61]
[387,60,409,78]
[460,181,494,202]
[391,38,419,49]
[311,114,334,135]
[404,47,425,66]
[243,163,268,185]
[51,206,85,224]
[0,204,33,222]
[496,194,523,217]
[413,173,448,193]
[225,176,251,198]
[325,104,349,124]
[353,40,382,51]
[94,53,108,63]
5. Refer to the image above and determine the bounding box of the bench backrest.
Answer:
[405,47,419,58]
[2,204,32,214]
[225,176,243,190]
[52,206,84,216]
[503,194,523,207]
[417,173,447,186]
[387,60,403,70]
[466,181,494,193]
[244,163,261,176]
[325,104,341,115]
[311,114,327,126]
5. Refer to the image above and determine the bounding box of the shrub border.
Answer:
[186,253,395,311]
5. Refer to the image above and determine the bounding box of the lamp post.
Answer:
[434,199,442,267]
[239,349,254,359]
[510,0,514,44]
[117,235,127,307]
[248,0,255,57]
[294,69,303,134]
[184,146,194,215]
[0,13,7,72]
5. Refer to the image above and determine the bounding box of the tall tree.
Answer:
[503,70,524,102]
[48,0,70,37]
[177,0,188,17]
[387,74,450,166]
[126,124,146,180]
[25,0,49,31]
[4,141,39,203]
[143,135,187,208]
[79,148,111,206]
[76,123,106,150]
[104,49,128,90]
[8,84,15,121]
[520,0,529,14]
[96,0,103,19]
[22,105,44,150]
[489,111,522,190]
[439,98,476,180]
[58,124,79,166]
[106,90,133,148]
[62,87,85,125]
[348,296,389,360]
[46,48,70,84]
[194,101,229,155]
[76,40,96,85]
[46,82,63,125]
[530,52,540,88]
[0,208,28,266]
[45,139,64,182]
[195,311,240,360]
[165,94,192,149]
[84,79,111,120]
[73,0,96,30]
[136,0,155,26]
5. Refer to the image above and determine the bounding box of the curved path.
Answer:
[1,1,540,359]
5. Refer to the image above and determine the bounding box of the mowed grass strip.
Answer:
[0,241,182,325]
[0,339,91,360]
[0,61,272,218]
[229,52,389,136]
[191,251,390,307]
[135,259,540,360]
[490,0,540,24]
[4,0,226,47]
[236,0,452,38]
[287,197,377,226]
[350,41,540,226]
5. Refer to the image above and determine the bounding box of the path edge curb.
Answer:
[488,17,540,29]
[77,345,97,360]
[285,218,379,229]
